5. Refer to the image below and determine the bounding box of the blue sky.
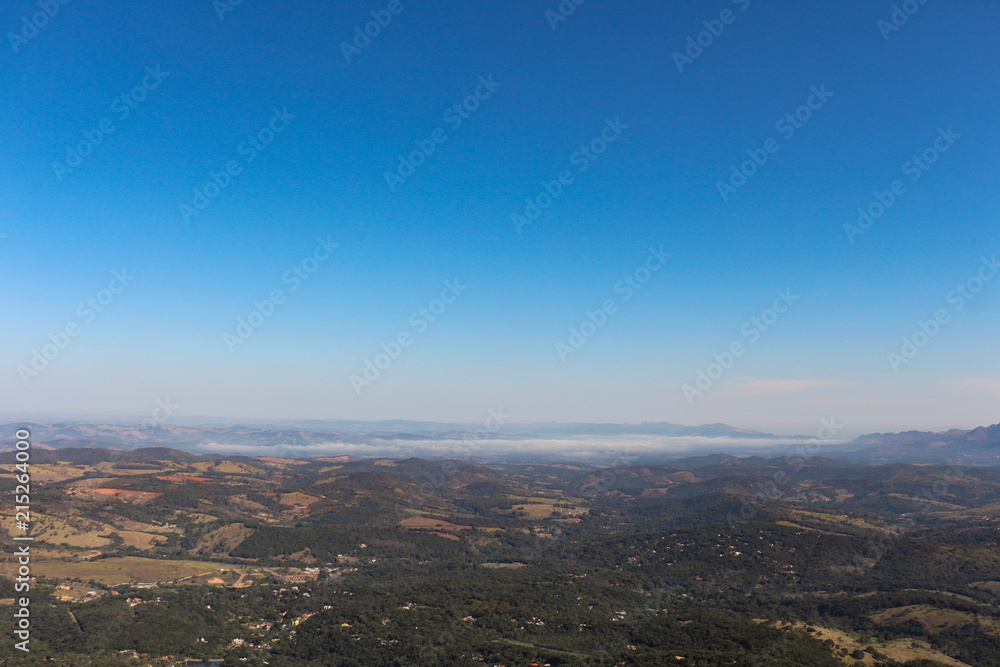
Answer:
[2,0,998,434]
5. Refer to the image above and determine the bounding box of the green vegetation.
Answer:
[2,452,999,665]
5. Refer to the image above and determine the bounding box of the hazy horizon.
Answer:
[3,410,996,442]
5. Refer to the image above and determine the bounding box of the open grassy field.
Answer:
[191,460,265,475]
[769,620,973,666]
[887,493,965,510]
[195,523,255,554]
[18,557,228,585]
[507,495,560,505]
[512,503,561,519]
[94,462,176,475]
[118,530,168,548]
[872,604,1000,637]
[278,492,326,506]
[181,569,246,586]
[398,516,471,531]
[1,463,86,482]
[782,508,896,534]
[972,581,1000,593]
[72,488,163,503]
[113,518,177,534]
[256,457,310,466]
[937,500,1000,518]
[27,515,114,548]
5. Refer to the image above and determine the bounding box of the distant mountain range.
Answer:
[1,419,998,465]
[830,423,1000,465]
[502,422,803,439]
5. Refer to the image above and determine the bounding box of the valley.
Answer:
[2,441,999,665]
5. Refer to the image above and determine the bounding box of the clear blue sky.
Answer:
[2,0,998,434]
